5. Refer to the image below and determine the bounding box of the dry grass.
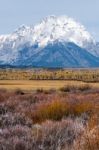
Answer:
[0,80,99,91]
[0,80,84,90]
[29,99,95,124]
[30,100,70,123]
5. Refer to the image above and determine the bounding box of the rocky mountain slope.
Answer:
[0,16,99,68]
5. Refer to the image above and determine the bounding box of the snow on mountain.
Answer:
[0,16,95,49]
[32,15,95,48]
[0,15,98,68]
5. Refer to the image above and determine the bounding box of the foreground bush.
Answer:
[74,126,99,150]
[0,119,84,150]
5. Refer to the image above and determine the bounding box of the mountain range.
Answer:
[0,15,99,68]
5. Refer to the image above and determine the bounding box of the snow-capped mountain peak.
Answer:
[32,15,95,47]
[13,25,32,36]
[0,15,95,50]
[0,15,98,67]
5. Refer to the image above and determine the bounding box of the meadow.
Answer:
[0,69,99,150]
[0,80,99,90]
[0,68,99,90]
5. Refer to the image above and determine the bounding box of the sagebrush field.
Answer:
[0,83,99,149]
[0,69,99,150]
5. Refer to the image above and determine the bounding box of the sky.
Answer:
[0,0,99,40]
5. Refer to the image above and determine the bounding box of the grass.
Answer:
[0,80,99,91]
[29,99,95,124]
[30,100,70,123]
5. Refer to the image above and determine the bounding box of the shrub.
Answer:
[39,119,84,150]
[36,88,44,93]
[0,119,84,150]
[88,114,99,129]
[0,94,5,103]
[14,89,24,95]
[78,84,91,91]
[74,126,99,150]
[59,84,91,92]
[59,85,71,92]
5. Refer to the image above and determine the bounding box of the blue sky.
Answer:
[0,0,99,40]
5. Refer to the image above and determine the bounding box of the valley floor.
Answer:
[0,69,99,150]
[0,80,99,90]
